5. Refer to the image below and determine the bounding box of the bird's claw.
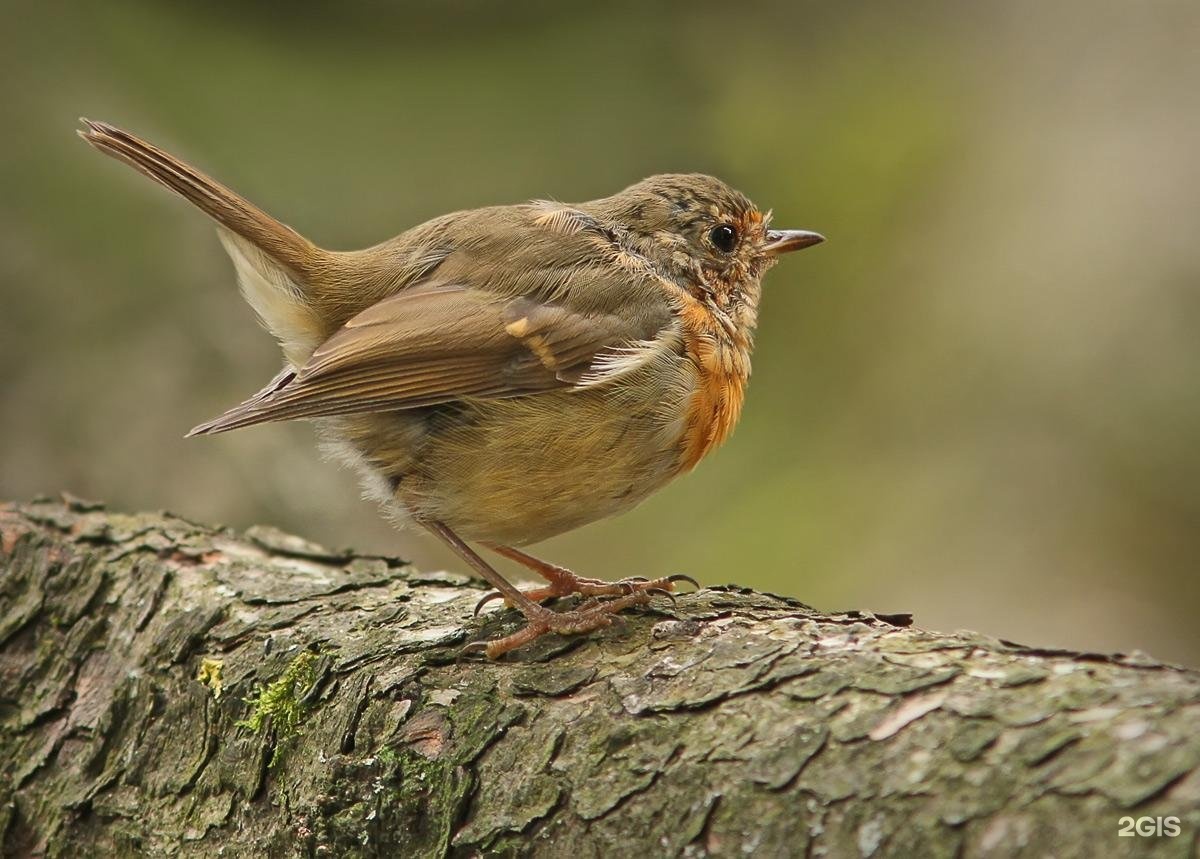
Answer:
[474,590,508,617]
[643,587,678,608]
[456,640,491,662]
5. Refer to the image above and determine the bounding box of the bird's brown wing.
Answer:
[188,283,667,435]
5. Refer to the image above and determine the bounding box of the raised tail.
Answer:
[79,119,330,365]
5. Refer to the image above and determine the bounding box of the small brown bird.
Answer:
[79,119,823,657]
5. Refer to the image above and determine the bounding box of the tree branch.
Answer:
[1,498,1198,856]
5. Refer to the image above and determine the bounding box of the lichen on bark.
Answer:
[1,497,1198,857]
[238,649,320,765]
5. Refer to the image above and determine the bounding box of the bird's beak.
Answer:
[763,229,825,256]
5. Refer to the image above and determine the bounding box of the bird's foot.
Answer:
[467,591,660,659]
[473,568,698,617]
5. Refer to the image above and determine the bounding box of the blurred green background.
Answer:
[2,1,1198,662]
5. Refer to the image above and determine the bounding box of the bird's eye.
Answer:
[709,224,738,253]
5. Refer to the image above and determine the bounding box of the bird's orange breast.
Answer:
[676,299,751,473]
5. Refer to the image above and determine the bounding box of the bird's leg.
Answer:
[423,521,659,659]
[474,543,698,613]
[423,522,545,615]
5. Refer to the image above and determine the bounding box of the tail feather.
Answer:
[79,119,329,365]
[78,119,319,277]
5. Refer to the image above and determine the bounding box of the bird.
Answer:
[78,119,824,658]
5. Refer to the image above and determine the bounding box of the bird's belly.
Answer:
[416,388,687,545]
[323,365,696,546]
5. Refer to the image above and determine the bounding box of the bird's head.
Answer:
[595,173,823,313]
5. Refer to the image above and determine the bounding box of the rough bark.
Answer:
[0,497,1198,858]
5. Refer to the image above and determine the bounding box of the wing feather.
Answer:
[188,284,668,435]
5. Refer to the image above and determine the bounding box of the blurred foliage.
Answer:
[2,1,1198,661]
